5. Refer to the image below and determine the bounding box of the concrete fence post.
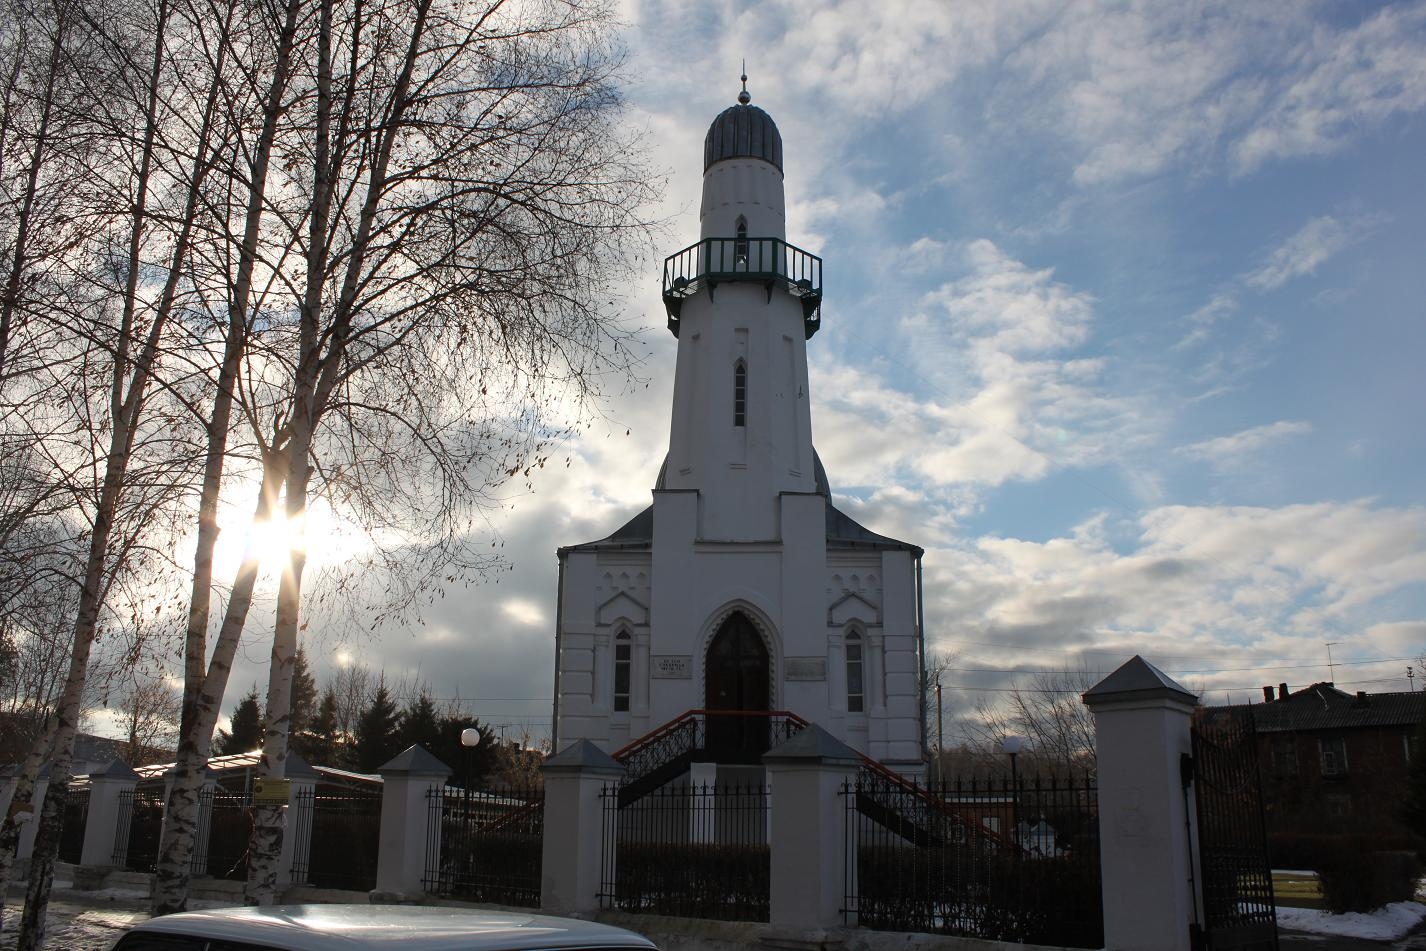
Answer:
[763,724,862,931]
[540,740,624,914]
[1083,655,1200,951]
[79,760,138,867]
[374,745,450,899]
[277,752,319,889]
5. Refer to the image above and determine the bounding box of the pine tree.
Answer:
[214,689,264,755]
[290,648,318,739]
[291,686,339,766]
[435,715,498,789]
[399,691,441,752]
[353,683,403,773]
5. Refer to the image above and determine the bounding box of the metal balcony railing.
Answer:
[661,237,822,338]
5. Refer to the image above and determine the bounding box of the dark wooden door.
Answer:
[704,612,770,760]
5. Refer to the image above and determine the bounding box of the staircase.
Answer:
[608,709,1017,852]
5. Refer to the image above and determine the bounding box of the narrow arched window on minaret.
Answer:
[733,359,747,427]
[735,216,749,267]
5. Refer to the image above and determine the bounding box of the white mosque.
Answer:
[551,80,926,777]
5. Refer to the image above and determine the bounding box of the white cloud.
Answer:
[1245,216,1363,290]
[928,499,1426,730]
[1178,420,1313,464]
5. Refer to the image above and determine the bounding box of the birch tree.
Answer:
[152,0,657,912]
[237,0,657,902]
[3,0,237,940]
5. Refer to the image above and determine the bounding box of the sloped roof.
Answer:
[1216,683,1425,733]
[557,498,920,556]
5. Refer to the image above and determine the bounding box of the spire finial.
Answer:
[738,61,751,104]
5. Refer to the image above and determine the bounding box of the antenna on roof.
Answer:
[1325,641,1339,684]
[738,61,751,104]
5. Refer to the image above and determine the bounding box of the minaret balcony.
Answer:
[662,237,822,339]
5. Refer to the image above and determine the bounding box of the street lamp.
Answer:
[460,727,481,789]
[1001,735,1023,844]
[1001,734,1025,932]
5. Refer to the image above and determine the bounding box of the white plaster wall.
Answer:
[700,160,785,241]
[663,285,815,541]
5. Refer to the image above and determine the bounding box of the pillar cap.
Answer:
[542,739,624,775]
[89,758,139,780]
[378,744,452,777]
[762,723,862,767]
[1083,655,1197,709]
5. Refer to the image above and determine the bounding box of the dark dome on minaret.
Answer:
[703,74,783,172]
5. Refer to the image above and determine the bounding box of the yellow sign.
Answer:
[251,778,292,805]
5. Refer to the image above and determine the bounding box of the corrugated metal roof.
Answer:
[1215,683,1425,733]
[704,104,783,172]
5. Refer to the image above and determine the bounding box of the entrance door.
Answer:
[704,612,771,760]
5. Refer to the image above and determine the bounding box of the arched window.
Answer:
[735,216,749,266]
[733,360,747,427]
[613,630,631,712]
[846,630,864,713]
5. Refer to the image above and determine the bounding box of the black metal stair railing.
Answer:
[611,709,810,807]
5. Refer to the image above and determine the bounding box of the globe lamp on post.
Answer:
[1001,734,1025,926]
[1001,735,1023,844]
[460,726,481,834]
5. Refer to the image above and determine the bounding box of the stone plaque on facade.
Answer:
[652,655,692,679]
[785,657,827,681]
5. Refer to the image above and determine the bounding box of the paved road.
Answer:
[4,889,1426,951]
[0,893,150,951]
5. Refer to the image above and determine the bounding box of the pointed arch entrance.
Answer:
[704,611,771,759]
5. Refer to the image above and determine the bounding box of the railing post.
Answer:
[763,724,862,931]
[374,744,451,900]
[79,760,138,868]
[540,740,624,914]
[1083,655,1199,951]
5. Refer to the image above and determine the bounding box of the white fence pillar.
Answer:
[763,724,861,931]
[1084,655,1200,951]
[282,752,318,887]
[80,760,138,866]
[540,740,624,914]
[374,744,450,899]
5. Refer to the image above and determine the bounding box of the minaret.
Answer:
[660,76,824,540]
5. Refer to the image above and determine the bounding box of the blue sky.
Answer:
[212,0,1426,746]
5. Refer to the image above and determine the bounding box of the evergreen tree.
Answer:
[399,691,441,752]
[435,715,498,789]
[289,648,318,739]
[353,682,403,773]
[214,689,264,755]
[291,686,340,766]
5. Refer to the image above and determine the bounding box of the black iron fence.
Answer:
[291,786,382,891]
[113,787,166,872]
[195,787,251,880]
[424,784,544,906]
[599,781,770,921]
[843,774,1101,948]
[58,787,89,864]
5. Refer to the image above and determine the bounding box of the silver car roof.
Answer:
[124,905,658,951]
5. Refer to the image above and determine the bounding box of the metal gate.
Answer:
[1188,706,1277,951]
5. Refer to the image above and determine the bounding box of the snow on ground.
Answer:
[1277,901,1426,941]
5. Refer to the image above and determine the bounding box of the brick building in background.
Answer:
[1214,682,1424,845]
